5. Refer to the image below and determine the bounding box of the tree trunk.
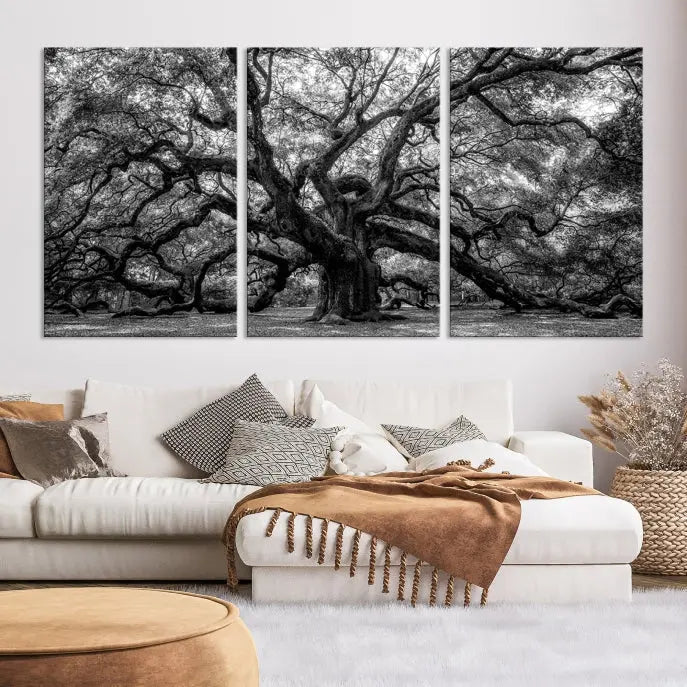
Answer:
[306,233,404,324]
[307,253,378,323]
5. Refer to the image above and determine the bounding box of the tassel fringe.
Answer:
[411,560,423,607]
[350,529,361,577]
[445,575,455,607]
[335,523,344,570]
[476,458,495,472]
[397,551,407,601]
[480,587,489,606]
[224,506,268,591]
[287,512,296,553]
[368,536,377,585]
[265,508,282,537]
[429,567,439,606]
[382,543,392,593]
[305,515,313,559]
[464,582,472,607]
[318,519,329,565]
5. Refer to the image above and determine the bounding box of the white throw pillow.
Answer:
[409,440,548,477]
[338,434,408,475]
[301,386,407,475]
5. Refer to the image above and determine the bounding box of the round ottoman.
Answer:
[0,587,258,687]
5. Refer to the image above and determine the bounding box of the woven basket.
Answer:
[610,466,687,575]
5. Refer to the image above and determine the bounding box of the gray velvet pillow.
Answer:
[0,413,117,487]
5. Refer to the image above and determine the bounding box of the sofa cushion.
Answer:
[35,477,259,538]
[81,379,295,478]
[235,495,643,566]
[0,479,44,538]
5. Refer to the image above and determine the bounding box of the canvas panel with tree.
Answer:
[44,48,238,337]
[246,48,440,337]
[449,48,643,337]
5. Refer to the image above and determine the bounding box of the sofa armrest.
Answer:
[508,431,594,487]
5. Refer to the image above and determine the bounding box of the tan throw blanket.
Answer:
[223,465,598,606]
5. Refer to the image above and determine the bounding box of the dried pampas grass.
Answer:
[580,359,687,471]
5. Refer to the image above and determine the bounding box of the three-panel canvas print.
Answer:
[44,47,643,338]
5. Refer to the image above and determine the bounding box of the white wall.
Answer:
[1,0,686,491]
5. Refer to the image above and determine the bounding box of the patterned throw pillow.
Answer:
[381,416,486,459]
[0,394,31,402]
[201,420,343,486]
[160,374,292,474]
[281,415,317,430]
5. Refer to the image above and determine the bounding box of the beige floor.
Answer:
[1,576,685,592]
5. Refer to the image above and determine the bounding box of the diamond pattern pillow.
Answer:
[381,416,486,459]
[201,420,343,486]
[160,374,294,474]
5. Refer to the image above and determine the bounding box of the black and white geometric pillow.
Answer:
[160,374,292,474]
[0,394,31,402]
[281,414,316,430]
[200,420,343,486]
[381,416,486,459]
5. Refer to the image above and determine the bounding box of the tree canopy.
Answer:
[246,48,441,325]
[449,48,642,322]
[44,48,237,320]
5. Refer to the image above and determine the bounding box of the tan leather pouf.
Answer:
[0,587,258,687]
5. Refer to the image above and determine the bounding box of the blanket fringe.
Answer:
[287,512,296,553]
[225,506,267,592]
[305,515,313,559]
[382,543,392,593]
[368,536,377,585]
[480,587,489,606]
[464,582,472,607]
[397,551,407,600]
[334,523,344,570]
[411,560,423,607]
[429,567,439,606]
[350,529,361,577]
[447,459,471,467]
[476,458,495,472]
[265,508,282,537]
[445,575,455,606]
[318,519,329,565]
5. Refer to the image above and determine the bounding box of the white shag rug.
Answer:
[162,584,687,687]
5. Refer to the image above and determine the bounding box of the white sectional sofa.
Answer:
[0,378,642,604]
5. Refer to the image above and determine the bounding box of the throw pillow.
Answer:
[0,414,117,487]
[201,420,343,486]
[0,401,64,478]
[382,416,486,459]
[302,385,408,475]
[409,440,548,476]
[335,433,409,476]
[160,374,290,474]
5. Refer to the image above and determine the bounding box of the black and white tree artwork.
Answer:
[449,48,643,337]
[44,48,237,337]
[246,48,440,337]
